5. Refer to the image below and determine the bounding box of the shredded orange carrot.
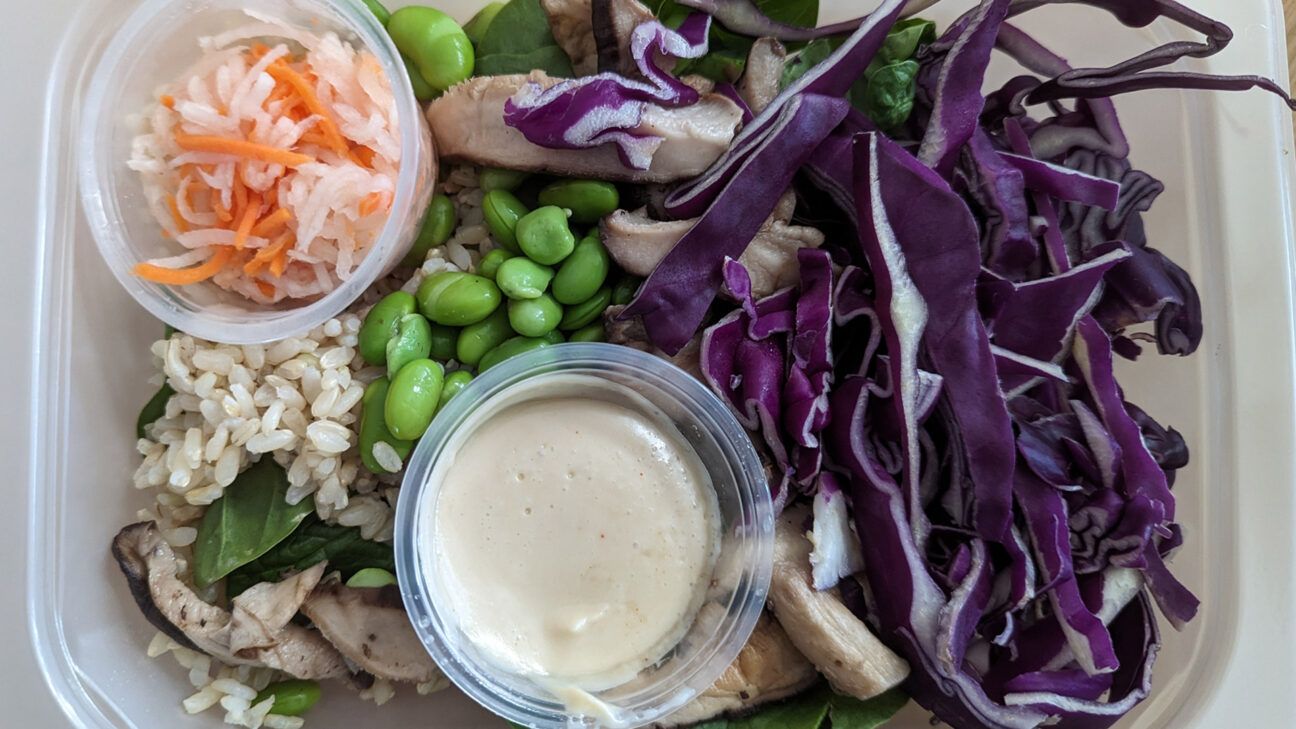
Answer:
[134,247,234,285]
[244,231,294,275]
[266,60,349,156]
[250,208,291,238]
[255,279,276,297]
[298,129,334,148]
[232,174,249,225]
[233,194,262,249]
[212,193,233,224]
[269,246,290,278]
[358,191,389,217]
[351,146,376,168]
[160,94,176,109]
[166,194,190,234]
[174,132,314,167]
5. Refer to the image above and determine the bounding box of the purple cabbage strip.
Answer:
[663,0,907,218]
[1016,465,1119,674]
[997,152,1121,210]
[857,131,1018,546]
[621,93,849,355]
[916,0,1011,178]
[1008,0,1296,110]
[503,14,712,170]
[958,128,1036,278]
[989,247,1130,363]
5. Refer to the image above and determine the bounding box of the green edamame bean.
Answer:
[359,291,417,365]
[387,7,474,92]
[552,236,610,305]
[538,180,620,224]
[482,189,529,253]
[385,359,444,440]
[346,568,397,588]
[416,271,501,326]
[361,0,390,25]
[559,285,613,330]
[359,378,413,474]
[137,383,174,438]
[508,294,563,337]
[401,55,436,102]
[477,248,514,280]
[477,335,557,372]
[568,322,606,343]
[515,206,577,265]
[429,324,457,361]
[611,275,641,306]
[404,194,457,266]
[386,314,432,377]
[462,0,505,43]
[439,370,473,410]
[496,257,554,300]
[479,168,530,192]
[543,330,565,344]
[455,306,512,367]
[255,680,321,717]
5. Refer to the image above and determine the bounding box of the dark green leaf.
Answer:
[861,59,920,132]
[828,688,908,729]
[677,49,748,83]
[476,0,574,77]
[136,383,174,439]
[477,46,576,77]
[192,459,313,588]
[876,18,936,65]
[716,684,833,729]
[755,0,818,30]
[226,517,395,597]
[780,37,839,89]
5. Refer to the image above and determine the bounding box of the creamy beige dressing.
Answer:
[429,381,721,688]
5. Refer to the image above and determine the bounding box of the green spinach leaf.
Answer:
[191,458,313,588]
[667,0,820,82]
[877,18,936,65]
[226,517,395,597]
[476,0,573,77]
[829,688,908,729]
[690,685,907,729]
[860,60,920,132]
[136,383,174,438]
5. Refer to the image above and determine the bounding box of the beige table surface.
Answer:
[2,1,1294,727]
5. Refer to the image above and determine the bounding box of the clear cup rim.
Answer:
[394,343,775,728]
[77,0,427,345]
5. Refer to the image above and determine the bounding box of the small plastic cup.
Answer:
[78,0,434,344]
[395,344,775,728]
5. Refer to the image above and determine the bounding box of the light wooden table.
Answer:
[1288,0,1296,80]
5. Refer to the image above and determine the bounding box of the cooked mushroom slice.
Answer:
[654,612,818,728]
[592,0,656,76]
[301,582,443,684]
[604,304,703,379]
[426,72,742,183]
[768,507,909,700]
[739,38,787,115]
[599,191,823,298]
[540,0,598,75]
[111,522,349,680]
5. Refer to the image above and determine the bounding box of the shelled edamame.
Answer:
[355,175,621,475]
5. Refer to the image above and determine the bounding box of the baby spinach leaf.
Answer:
[828,688,908,729]
[861,60,919,132]
[667,0,819,81]
[226,517,395,597]
[191,458,313,588]
[876,18,935,65]
[136,383,174,438]
[475,0,573,77]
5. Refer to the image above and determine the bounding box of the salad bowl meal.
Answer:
[26,0,1296,727]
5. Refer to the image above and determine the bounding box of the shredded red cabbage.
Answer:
[502,13,712,170]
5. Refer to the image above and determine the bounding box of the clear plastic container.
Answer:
[22,0,1296,728]
[395,344,773,728]
[77,0,435,345]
